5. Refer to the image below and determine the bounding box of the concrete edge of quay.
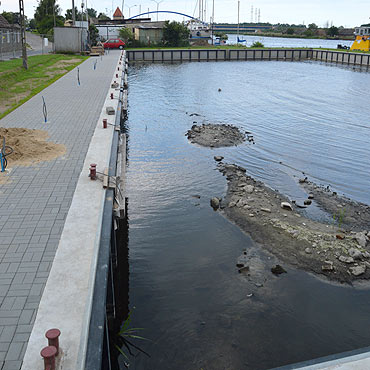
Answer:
[20,51,126,370]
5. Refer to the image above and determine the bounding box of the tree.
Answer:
[162,21,189,47]
[304,29,314,37]
[87,8,97,18]
[119,27,134,44]
[34,0,63,34]
[98,12,110,20]
[28,19,37,30]
[65,7,83,21]
[326,26,339,37]
[308,23,318,30]
[286,27,294,35]
[89,24,99,46]
[1,11,20,24]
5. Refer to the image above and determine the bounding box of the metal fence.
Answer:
[0,31,54,61]
[0,29,21,60]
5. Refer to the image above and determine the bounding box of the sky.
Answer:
[1,0,369,27]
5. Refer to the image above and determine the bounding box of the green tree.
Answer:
[89,24,99,46]
[87,8,97,18]
[65,7,83,21]
[119,27,134,44]
[34,0,63,34]
[28,18,37,30]
[162,21,189,47]
[308,23,318,30]
[304,29,314,37]
[1,11,20,24]
[286,27,294,35]
[98,12,110,20]
[326,26,339,37]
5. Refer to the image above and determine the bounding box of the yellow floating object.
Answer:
[351,26,370,51]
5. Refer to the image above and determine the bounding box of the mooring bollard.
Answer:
[90,164,97,180]
[40,346,57,370]
[103,119,107,129]
[110,92,114,99]
[116,73,118,78]
[45,329,61,356]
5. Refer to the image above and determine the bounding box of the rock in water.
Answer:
[348,247,363,260]
[210,197,220,210]
[214,156,224,162]
[350,265,366,276]
[304,199,312,205]
[281,202,293,211]
[338,255,354,264]
[271,265,287,275]
[244,185,254,194]
[355,233,367,248]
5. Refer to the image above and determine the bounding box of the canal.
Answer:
[120,60,370,369]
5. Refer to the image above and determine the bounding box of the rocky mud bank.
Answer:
[211,162,370,283]
[186,123,247,148]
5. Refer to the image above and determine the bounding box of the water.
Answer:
[227,34,353,49]
[121,60,370,369]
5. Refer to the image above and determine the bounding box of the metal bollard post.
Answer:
[40,346,57,370]
[45,329,61,356]
[89,164,97,180]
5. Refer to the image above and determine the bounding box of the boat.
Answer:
[187,19,211,40]
[350,25,370,51]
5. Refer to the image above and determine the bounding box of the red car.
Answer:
[103,38,126,49]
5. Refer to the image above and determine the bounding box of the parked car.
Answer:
[103,39,126,49]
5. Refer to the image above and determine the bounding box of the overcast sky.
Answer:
[2,0,369,27]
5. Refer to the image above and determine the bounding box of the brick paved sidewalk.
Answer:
[0,50,120,370]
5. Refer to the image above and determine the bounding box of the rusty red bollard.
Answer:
[115,73,118,78]
[103,119,107,129]
[110,92,113,99]
[41,346,57,370]
[45,329,61,356]
[118,67,120,71]
[90,164,97,180]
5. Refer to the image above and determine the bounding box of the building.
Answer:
[134,26,163,45]
[113,7,124,20]
[0,14,21,54]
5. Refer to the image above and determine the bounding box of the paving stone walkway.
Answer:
[0,50,120,370]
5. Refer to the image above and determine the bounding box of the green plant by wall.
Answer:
[116,308,150,368]
[251,41,264,48]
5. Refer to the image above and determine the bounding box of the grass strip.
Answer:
[0,54,88,120]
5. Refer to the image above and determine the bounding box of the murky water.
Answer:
[227,34,353,49]
[120,60,370,369]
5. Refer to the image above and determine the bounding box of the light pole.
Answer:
[126,4,137,18]
[151,0,163,22]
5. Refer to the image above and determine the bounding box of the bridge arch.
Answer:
[128,11,207,25]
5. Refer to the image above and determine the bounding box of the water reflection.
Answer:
[122,61,370,369]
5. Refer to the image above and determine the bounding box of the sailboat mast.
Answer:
[237,0,240,38]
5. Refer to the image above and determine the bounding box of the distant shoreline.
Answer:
[225,32,354,41]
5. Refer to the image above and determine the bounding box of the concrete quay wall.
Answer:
[127,48,370,68]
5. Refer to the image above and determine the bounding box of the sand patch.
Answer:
[0,127,66,167]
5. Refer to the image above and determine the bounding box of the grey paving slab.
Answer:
[0,50,120,370]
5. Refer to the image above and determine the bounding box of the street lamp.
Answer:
[126,4,137,18]
[151,0,163,22]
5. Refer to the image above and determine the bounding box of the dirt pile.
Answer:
[0,127,66,167]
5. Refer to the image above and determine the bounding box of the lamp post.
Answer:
[126,4,137,18]
[151,0,163,22]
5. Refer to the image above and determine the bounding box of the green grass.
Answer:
[0,54,88,119]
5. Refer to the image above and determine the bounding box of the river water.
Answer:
[121,60,370,369]
[226,34,353,49]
